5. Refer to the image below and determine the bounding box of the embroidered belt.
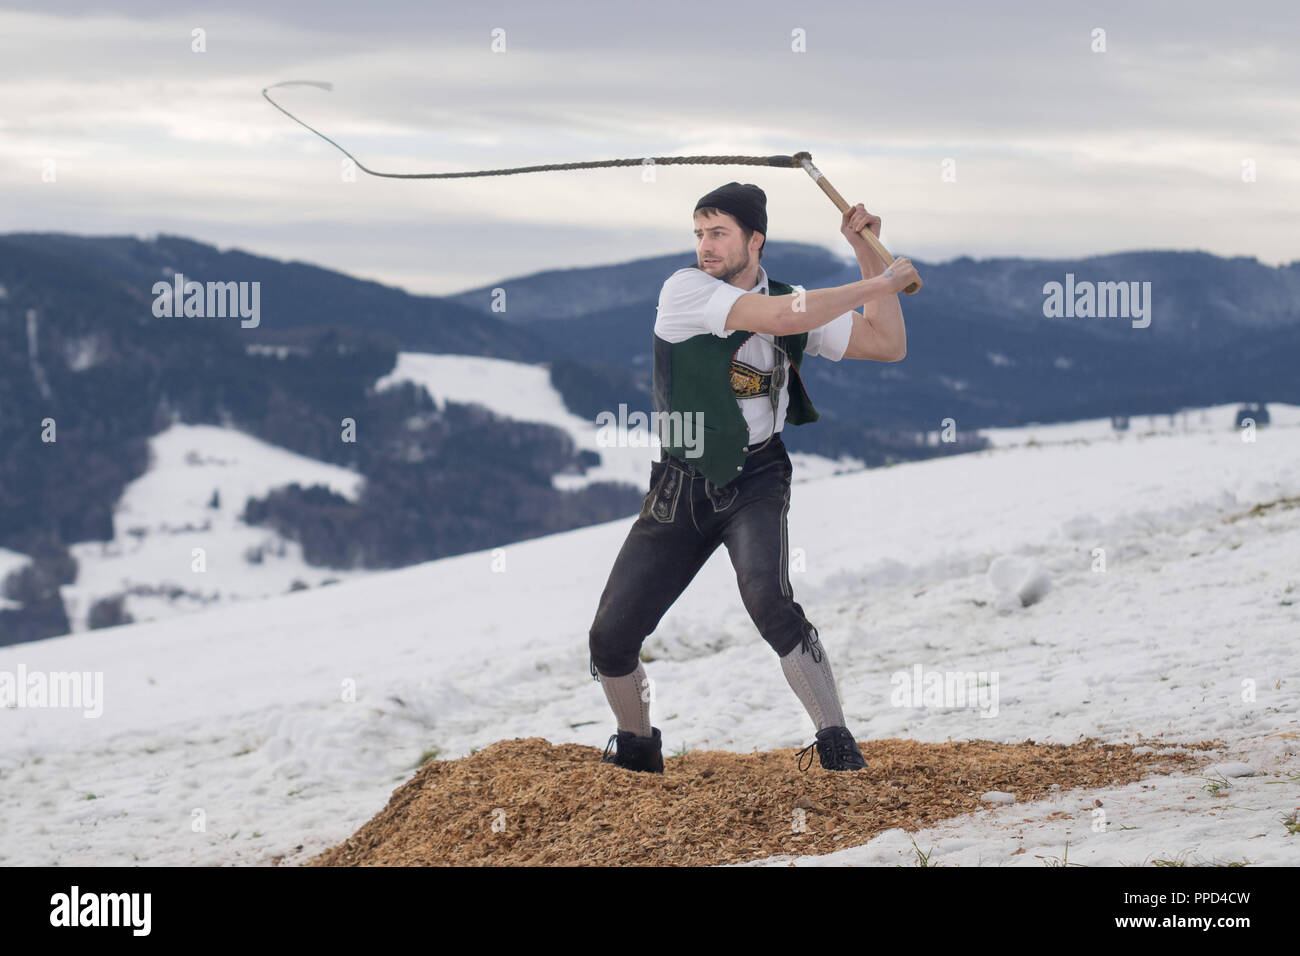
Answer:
[730,358,785,398]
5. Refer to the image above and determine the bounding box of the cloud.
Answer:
[2,0,1297,295]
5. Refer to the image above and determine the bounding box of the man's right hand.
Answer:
[879,257,920,295]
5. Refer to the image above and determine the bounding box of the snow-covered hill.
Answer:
[1,406,1296,867]
[58,423,368,633]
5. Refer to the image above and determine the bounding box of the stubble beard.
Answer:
[715,248,751,286]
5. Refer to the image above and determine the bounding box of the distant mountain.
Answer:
[4,231,1295,644]
[4,232,546,359]
[447,245,1300,434]
[0,234,638,644]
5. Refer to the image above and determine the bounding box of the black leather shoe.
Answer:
[796,726,867,772]
[601,727,664,773]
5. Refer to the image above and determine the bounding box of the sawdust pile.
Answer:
[307,735,1219,866]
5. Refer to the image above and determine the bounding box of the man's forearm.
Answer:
[772,274,894,335]
[855,244,888,280]
[855,246,906,353]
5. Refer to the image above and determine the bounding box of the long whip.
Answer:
[261,80,919,292]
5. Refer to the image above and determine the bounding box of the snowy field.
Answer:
[0,408,1296,867]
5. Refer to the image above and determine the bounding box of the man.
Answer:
[588,181,918,773]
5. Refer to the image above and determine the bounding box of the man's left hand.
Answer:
[840,202,881,248]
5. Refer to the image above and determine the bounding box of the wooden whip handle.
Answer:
[799,158,921,295]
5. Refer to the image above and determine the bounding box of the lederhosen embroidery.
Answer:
[647,459,683,523]
[729,358,772,398]
[704,478,739,512]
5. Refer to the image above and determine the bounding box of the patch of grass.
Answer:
[911,838,938,867]
[671,741,690,758]
[1147,849,1250,867]
[1282,809,1300,836]
[414,748,441,768]
[1036,841,1085,867]
[1201,773,1232,796]
[81,793,100,801]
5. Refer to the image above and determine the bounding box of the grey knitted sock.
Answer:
[780,627,846,731]
[597,661,653,737]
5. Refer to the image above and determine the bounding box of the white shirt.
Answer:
[653,265,855,445]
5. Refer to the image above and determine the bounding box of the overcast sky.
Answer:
[1,0,1296,295]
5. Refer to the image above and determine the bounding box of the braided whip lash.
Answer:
[261,80,813,179]
[260,80,918,292]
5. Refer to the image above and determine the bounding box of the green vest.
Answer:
[652,276,819,486]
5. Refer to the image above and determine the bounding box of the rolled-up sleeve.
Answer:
[655,268,748,341]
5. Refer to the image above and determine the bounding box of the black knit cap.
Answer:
[694,181,767,237]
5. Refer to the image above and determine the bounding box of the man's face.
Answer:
[694,211,760,284]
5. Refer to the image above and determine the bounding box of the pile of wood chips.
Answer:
[307,734,1220,867]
